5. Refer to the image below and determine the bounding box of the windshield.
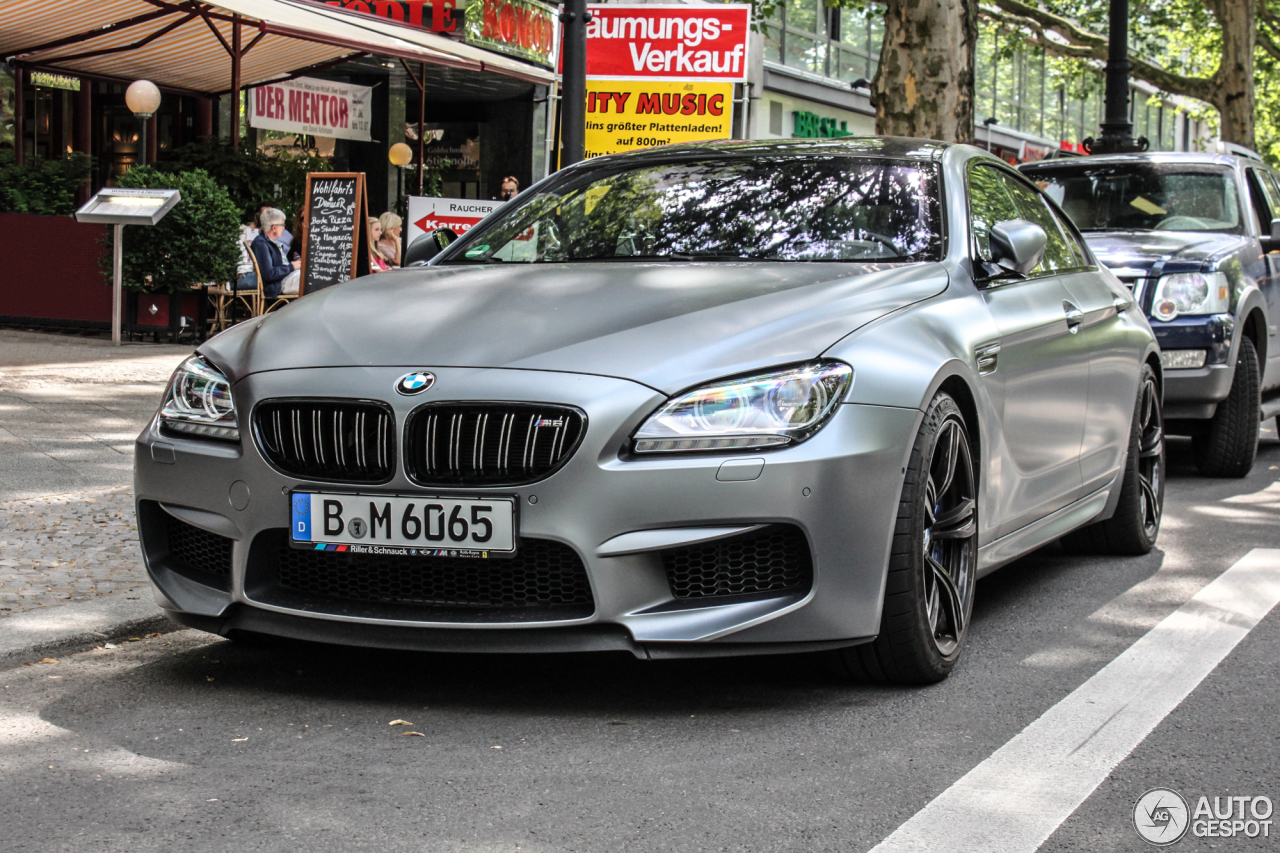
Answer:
[441,156,943,263]
[1026,163,1242,233]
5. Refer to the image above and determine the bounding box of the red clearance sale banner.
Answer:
[578,4,751,81]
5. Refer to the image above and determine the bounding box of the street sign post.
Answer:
[74,188,181,345]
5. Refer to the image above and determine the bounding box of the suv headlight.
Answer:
[1151,272,1229,321]
[633,362,852,453]
[159,355,239,440]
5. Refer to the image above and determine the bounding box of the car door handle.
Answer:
[1112,295,1133,311]
[1063,301,1084,333]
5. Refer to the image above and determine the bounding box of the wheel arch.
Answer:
[1242,305,1268,367]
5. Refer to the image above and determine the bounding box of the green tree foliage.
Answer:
[0,151,91,215]
[156,139,330,222]
[108,167,240,294]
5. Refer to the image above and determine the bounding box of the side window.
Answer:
[968,164,1078,276]
[1045,201,1092,268]
[1256,170,1280,234]
[1245,169,1273,234]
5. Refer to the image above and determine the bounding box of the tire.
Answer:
[839,393,978,685]
[1061,363,1164,556]
[1193,336,1260,478]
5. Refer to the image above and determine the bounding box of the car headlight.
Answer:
[159,355,239,440]
[633,362,853,453]
[1151,272,1229,321]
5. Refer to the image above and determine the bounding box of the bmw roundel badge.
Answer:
[395,371,436,395]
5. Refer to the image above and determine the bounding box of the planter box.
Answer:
[0,212,110,326]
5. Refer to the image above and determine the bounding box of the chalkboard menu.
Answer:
[301,172,367,294]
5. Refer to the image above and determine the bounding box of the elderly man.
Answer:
[251,207,301,298]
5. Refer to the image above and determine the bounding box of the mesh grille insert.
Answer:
[167,514,233,578]
[253,400,394,483]
[661,525,813,600]
[276,538,593,609]
[405,403,585,486]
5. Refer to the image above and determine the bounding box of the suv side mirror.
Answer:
[988,219,1047,277]
[403,228,460,267]
[1270,217,1280,243]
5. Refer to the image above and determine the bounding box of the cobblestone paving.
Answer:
[0,329,192,617]
[0,489,144,616]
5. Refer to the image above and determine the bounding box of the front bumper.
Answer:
[1150,314,1234,416]
[134,366,919,657]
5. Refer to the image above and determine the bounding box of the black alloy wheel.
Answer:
[1062,363,1164,555]
[841,393,978,684]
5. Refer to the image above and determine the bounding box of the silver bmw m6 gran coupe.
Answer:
[135,137,1164,683]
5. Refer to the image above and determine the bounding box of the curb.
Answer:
[0,590,180,669]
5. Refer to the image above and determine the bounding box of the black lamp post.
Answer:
[559,0,590,168]
[1084,0,1148,154]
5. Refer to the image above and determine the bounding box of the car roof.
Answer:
[579,136,952,166]
[1020,151,1250,171]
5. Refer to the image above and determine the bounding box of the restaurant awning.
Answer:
[0,0,557,94]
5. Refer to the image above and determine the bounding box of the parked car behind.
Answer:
[1021,149,1280,477]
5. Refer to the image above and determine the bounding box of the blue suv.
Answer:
[1022,150,1279,477]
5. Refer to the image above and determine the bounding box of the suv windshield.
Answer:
[1026,163,1242,233]
[441,156,942,263]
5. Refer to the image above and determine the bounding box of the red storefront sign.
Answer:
[579,5,751,81]
[322,0,458,33]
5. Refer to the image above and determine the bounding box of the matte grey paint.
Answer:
[135,140,1160,656]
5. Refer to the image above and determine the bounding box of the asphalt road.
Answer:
[2,432,1279,853]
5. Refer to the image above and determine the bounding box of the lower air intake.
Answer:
[167,514,234,579]
[661,525,813,600]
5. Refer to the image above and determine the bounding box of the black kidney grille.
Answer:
[406,404,585,486]
[254,400,394,482]
[167,514,233,578]
[661,525,813,600]
[276,537,593,609]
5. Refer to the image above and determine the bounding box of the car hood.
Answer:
[1083,230,1248,274]
[203,261,948,394]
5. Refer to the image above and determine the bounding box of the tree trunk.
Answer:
[1212,0,1256,149]
[873,0,979,143]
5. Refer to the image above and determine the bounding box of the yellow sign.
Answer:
[584,80,734,159]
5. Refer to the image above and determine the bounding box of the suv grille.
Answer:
[254,400,394,483]
[167,514,233,578]
[275,537,593,610]
[661,525,813,600]
[404,403,585,486]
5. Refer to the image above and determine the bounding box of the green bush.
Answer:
[0,151,91,216]
[107,167,240,294]
[156,139,330,222]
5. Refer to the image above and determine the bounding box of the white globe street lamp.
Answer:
[125,79,162,166]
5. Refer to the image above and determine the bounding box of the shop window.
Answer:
[769,101,783,136]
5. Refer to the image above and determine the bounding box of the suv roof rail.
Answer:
[1214,140,1264,162]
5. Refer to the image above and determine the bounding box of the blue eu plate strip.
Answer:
[291,493,311,541]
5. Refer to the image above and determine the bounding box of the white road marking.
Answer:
[868,548,1280,853]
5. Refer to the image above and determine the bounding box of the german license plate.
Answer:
[290,492,516,558]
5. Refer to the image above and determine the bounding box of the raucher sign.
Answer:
[249,77,373,142]
[406,196,502,245]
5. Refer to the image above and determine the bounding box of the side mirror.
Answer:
[1270,217,1280,242]
[402,228,460,267]
[988,219,1047,277]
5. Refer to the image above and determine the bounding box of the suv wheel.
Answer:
[1194,337,1260,478]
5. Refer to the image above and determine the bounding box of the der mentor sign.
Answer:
[249,77,373,142]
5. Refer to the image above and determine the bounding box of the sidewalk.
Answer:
[0,329,192,621]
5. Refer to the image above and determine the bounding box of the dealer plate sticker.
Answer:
[290,492,516,558]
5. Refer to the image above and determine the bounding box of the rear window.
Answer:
[442,156,943,264]
[1025,163,1243,234]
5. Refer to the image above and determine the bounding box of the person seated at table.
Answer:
[368,217,392,273]
[252,208,301,297]
[377,212,402,268]
[233,222,257,291]
[289,206,308,263]
[251,202,292,246]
